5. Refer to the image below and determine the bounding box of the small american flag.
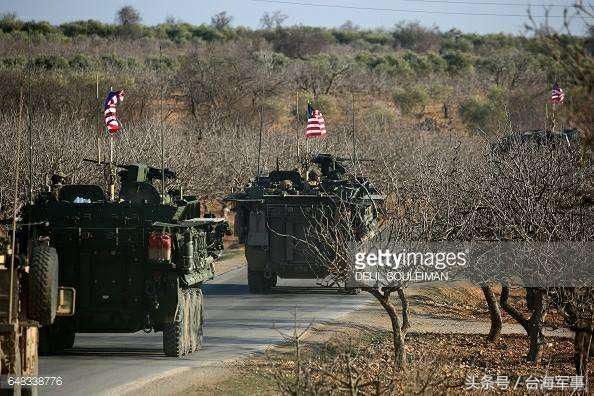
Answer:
[305,102,326,138]
[551,83,565,104]
[103,90,125,134]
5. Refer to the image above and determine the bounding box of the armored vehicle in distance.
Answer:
[21,161,229,357]
[226,154,384,293]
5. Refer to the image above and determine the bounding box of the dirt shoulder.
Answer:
[180,284,585,395]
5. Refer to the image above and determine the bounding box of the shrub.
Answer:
[0,56,26,69]
[393,85,429,116]
[365,102,396,125]
[69,54,93,70]
[441,51,473,74]
[145,55,176,71]
[458,86,507,133]
[29,55,68,70]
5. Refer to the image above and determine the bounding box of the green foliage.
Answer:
[458,86,507,133]
[29,55,69,70]
[145,55,176,71]
[69,54,93,70]
[190,24,225,42]
[0,56,26,69]
[428,83,454,101]
[60,20,115,37]
[365,102,396,125]
[441,37,473,53]
[403,51,432,75]
[100,53,127,69]
[393,85,429,116]
[441,51,473,74]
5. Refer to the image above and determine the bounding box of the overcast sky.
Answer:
[0,0,583,35]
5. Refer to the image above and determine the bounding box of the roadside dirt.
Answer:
[180,283,583,395]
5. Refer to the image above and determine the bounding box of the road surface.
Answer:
[38,266,369,395]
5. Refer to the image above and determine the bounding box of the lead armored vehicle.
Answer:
[226,154,384,293]
[21,161,228,357]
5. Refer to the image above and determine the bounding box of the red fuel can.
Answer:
[148,232,172,261]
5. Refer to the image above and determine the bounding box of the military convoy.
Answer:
[2,150,381,394]
[20,161,229,357]
[226,154,384,293]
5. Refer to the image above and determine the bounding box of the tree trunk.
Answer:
[386,303,406,370]
[370,289,406,371]
[397,288,411,333]
[500,285,546,362]
[526,289,546,363]
[481,284,502,342]
[574,328,592,376]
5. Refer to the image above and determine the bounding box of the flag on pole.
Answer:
[103,90,125,134]
[305,102,326,138]
[550,83,565,104]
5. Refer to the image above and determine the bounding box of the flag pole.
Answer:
[351,92,356,168]
[305,97,310,157]
[160,45,166,203]
[296,92,300,160]
[257,103,263,177]
[96,74,102,163]
[109,85,115,201]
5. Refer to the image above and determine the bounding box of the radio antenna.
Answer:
[8,88,25,324]
[27,31,33,205]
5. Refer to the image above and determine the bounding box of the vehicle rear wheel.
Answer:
[28,246,59,326]
[248,270,273,294]
[163,289,191,357]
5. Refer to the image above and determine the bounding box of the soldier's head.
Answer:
[279,179,293,191]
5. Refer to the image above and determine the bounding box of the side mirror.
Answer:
[56,287,76,316]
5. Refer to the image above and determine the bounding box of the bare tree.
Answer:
[116,6,141,25]
[260,10,288,30]
[210,11,232,30]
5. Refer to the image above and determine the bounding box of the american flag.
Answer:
[551,83,565,104]
[305,102,326,138]
[103,90,125,134]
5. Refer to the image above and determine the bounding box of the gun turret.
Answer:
[83,159,176,184]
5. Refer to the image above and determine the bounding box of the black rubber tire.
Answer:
[163,289,190,357]
[28,246,59,326]
[248,270,271,294]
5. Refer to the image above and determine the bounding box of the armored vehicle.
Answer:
[226,154,384,293]
[21,161,229,357]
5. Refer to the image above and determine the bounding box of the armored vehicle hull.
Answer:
[23,163,228,357]
[228,154,383,293]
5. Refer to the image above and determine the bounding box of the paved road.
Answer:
[38,266,369,395]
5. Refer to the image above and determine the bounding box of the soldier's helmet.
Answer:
[279,179,293,190]
[307,169,320,183]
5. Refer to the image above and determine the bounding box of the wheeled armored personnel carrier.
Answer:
[226,154,384,293]
[21,161,229,357]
